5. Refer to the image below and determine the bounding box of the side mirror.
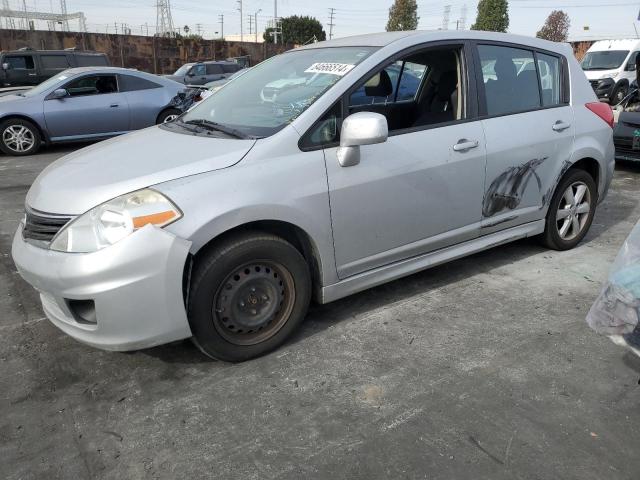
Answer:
[336,112,388,167]
[626,62,636,72]
[51,88,68,99]
[2,63,9,70]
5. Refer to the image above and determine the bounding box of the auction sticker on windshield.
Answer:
[304,63,355,76]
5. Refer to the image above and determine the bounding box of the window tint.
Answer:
[191,64,206,76]
[222,63,237,73]
[537,53,561,106]
[5,55,34,70]
[64,74,118,96]
[206,63,224,75]
[302,102,341,148]
[478,45,540,116]
[75,54,109,67]
[119,74,161,92]
[40,55,70,69]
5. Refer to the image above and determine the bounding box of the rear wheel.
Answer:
[541,169,597,250]
[188,232,311,362]
[157,108,182,124]
[0,118,41,156]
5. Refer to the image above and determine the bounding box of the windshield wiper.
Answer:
[183,119,250,139]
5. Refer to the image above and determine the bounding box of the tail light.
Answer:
[585,102,614,128]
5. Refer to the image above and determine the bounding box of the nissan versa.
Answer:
[12,31,615,362]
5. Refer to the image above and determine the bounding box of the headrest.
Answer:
[494,57,517,80]
[364,69,393,97]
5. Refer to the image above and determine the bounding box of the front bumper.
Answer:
[11,223,193,351]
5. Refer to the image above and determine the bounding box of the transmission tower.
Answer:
[459,4,467,30]
[156,0,174,37]
[442,4,451,31]
[60,0,69,31]
[2,0,14,28]
[328,8,335,39]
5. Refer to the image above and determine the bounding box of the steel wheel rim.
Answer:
[556,181,591,241]
[163,114,179,123]
[212,260,296,346]
[3,125,34,153]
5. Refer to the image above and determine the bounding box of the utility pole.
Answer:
[248,14,253,36]
[196,23,203,37]
[218,14,224,40]
[273,0,278,44]
[237,0,243,42]
[442,4,451,31]
[328,7,335,40]
[254,9,261,43]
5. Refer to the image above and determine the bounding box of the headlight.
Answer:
[50,189,182,253]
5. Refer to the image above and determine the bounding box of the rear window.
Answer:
[40,54,70,69]
[75,54,109,67]
[222,64,239,73]
[119,74,162,92]
[206,64,224,75]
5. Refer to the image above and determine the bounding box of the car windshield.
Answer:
[180,46,377,138]
[22,72,72,97]
[581,50,629,70]
[174,64,193,76]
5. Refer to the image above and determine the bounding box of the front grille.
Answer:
[22,209,73,245]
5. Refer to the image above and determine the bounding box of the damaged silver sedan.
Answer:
[12,31,614,361]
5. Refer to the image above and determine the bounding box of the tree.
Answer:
[536,10,570,42]
[386,0,419,31]
[183,25,190,34]
[471,0,509,33]
[264,15,326,44]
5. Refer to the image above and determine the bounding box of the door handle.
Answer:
[110,104,119,108]
[452,139,479,152]
[28,73,37,76]
[552,121,571,132]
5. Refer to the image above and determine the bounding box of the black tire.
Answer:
[611,84,628,105]
[0,118,41,156]
[156,108,182,124]
[541,169,597,250]
[188,232,311,362]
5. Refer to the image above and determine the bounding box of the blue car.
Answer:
[0,67,185,155]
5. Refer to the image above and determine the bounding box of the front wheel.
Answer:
[541,169,597,250]
[188,232,311,362]
[0,118,41,156]
[612,84,628,105]
[157,108,182,124]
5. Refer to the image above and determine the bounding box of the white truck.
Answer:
[581,38,640,104]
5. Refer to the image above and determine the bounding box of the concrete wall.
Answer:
[0,30,293,74]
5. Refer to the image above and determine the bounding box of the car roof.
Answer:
[2,49,105,55]
[587,39,640,52]
[60,66,144,75]
[296,30,569,54]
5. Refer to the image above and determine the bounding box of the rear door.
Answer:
[474,43,575,233]
[206,63,225,82]
[37,53,72,83]
[43,73,130,139]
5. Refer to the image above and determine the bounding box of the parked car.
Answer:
[204,68,250,93]
[165,61,243,85]
[12,31,614,362]
[0,66,185,155]
[581,39,640,104]
[0,48,110,87]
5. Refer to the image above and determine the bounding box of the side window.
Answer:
[5,55,34,70]
[206,64,223,75]
[301,102,341,149]
[222,64,237,74]
[627,51,639,71]
[64,75,118,96]
[537,53,561,107]
[40,55,70,70]
[191,64,206,76]
[119,74,161,92]
[478,45,540,116]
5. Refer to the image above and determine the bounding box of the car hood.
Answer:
[163,75,185,83]
[27,126,256,215]
[0,93,28,104]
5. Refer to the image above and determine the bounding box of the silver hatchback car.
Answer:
[12,31,614,361]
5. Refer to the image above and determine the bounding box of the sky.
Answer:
[16,0,640,42]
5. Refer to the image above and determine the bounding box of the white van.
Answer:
[581,38,640,104]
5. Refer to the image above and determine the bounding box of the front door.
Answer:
[475,44,575,233]
[321,44,487,279]
[3,54,37,86]
[43,74,131,140]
